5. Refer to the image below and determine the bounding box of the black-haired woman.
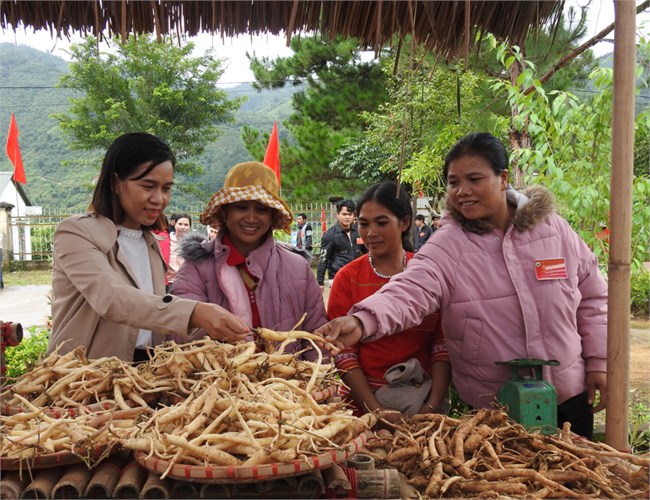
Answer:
[328,182,450,421]
[49,133,249,362]
[317,133,608,439]
[168,212,192,284]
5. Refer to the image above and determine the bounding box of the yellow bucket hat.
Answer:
[200,162,293,233]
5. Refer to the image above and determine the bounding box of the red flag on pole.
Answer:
[263,122,281,187]
[6,113,26,184]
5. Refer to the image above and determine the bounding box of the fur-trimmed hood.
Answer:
[178,233,213,262]
[178,232,314,263]
[445,184,555,234]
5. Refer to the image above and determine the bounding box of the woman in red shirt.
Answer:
[328,182,450,420]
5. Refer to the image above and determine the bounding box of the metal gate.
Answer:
[5,203,334,262]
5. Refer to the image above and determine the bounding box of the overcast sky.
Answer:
[0,0,647,84]
[0,29,294,85]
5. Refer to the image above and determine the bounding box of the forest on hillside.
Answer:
[0,43,302,209]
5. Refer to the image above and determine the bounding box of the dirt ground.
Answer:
[629,318,650,406]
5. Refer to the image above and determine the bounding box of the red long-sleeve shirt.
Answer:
[328,253,448,390]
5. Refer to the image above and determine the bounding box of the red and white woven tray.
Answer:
[135,432,368,483]
[0,443,113,470]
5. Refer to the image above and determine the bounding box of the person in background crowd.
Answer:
[316,200,363,289]
[316,132,607,439]
[295,213,313,252]
[413,214,433,252]
[329,181,450,421]
[431,214,441,231]
[152,214,171,290]
[207,225,218,242]
[172,162,327,361]
[167,213,178,235]
[168,213,192,283]
[48,133,249,362]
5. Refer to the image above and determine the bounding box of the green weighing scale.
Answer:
[496,358,560,435]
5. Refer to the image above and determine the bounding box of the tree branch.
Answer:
[524,0,649,94]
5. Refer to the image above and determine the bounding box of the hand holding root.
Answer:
[313,316,364,354]
[190,302,250,342]
[254,325,337,353]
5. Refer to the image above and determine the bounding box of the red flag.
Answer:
[263,122,281,187]
[6,113,26,184]
[321,209,327,233]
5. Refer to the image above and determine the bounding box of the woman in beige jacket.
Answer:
[48,133,250,362]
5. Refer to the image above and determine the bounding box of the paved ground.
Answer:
[0,285,51,330]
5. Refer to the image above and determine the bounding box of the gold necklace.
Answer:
[369,253,407,279]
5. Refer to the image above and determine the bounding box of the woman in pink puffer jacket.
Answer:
[316,133,607,439]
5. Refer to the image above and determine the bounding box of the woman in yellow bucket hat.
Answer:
[172,162,328,360]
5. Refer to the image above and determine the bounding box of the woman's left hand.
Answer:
[586,371,607,413]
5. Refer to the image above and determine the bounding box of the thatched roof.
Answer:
[1,1,564,59]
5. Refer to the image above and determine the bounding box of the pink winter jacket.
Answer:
[350,186,607,408]
[171,231,328,361]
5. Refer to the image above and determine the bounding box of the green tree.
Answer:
[53,35,243,177]
[358,42,501,203]
[477,6,597,92]
[244,36,389,202]
[490,41,650,270]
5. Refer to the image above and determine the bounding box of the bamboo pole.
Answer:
[605,0,635,452]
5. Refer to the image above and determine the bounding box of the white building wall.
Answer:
[0,179,40,261]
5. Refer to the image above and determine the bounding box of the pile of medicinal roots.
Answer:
[0,346,165,413]
[1,336,371,472]
[121,338,372,477]
[363,409,650,498]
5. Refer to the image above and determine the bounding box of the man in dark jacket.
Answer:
[317,200,363,288]
[295,213,313,252]
[413,214,433,252]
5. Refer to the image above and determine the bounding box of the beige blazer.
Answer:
[48,214,196,360]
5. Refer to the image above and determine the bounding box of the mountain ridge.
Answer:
[0,42,300,209]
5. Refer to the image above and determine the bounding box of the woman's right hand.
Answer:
[314,316,363,354]
[189,302,250,343]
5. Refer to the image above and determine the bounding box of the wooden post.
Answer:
[51,463,93,499]
[199,482,231,498]
[605,0,635,452]
[0,472,30,499]
[170,480,200,499]
[322,463,351,496]
[84,460,121,498]
[140,471,171,499]
[258,476,298,498]
[347,454,375,470]
[22,469,61,500]
[355,469,402,499]
[113,461,148,498]
[230,480,261,498]
[296,470,325,497]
